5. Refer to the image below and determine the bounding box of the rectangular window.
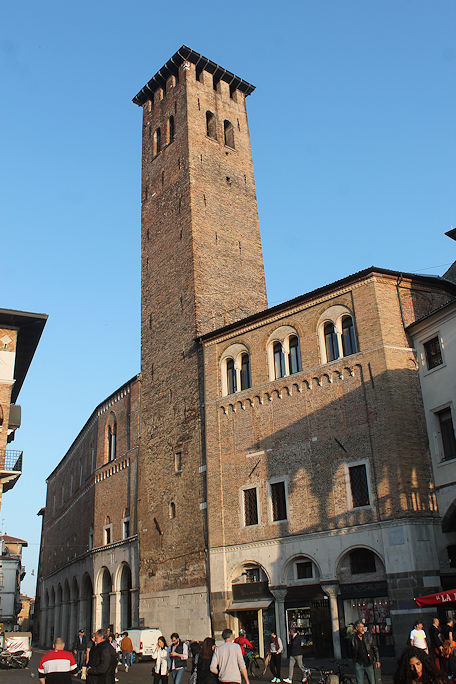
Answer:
[245,568,260,583]
[349,464,370,507]
[91,447,96,473]
[270,481,287,521]
[296,561,313,579]
[424,336,443,370]
[104,527,111,545]
[174,452,182,473]
[438,408,456,462]
[123,519,130,539]
[89,531,94,550]
[243,487,258,526]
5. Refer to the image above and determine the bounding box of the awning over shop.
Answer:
[415,590,456,607]
[226,600,272,612]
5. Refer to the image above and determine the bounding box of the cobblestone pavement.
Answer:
[2,650,395,683]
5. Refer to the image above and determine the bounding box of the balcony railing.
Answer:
[0,450,23,492]
[0,450,23,472]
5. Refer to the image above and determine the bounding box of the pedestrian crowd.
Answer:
[37,614,456,684]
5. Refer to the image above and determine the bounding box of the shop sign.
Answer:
[232,581,271,601]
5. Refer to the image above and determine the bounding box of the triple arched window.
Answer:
[221,344,251,396]
[318,306,358,364]
[267,327,302,381]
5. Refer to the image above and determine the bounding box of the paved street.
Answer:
[1,650,396,683]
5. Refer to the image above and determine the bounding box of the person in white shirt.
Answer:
[410,622,428,653]
[269,632,283,683]
[153,636,171,684]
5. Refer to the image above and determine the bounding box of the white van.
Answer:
[125,628,162,660]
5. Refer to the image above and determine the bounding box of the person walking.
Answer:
[196,637,217,684]
[210,629,249,684]
[152,636,171,684]
[234,629,254,668]
[170,633,188,684]
[269,631,283,683]
[283,628,306,683]
[73,629,89,676]
[351,621,380,684]
[86,629,118,684]
[120,631,134,672]
[410,621,429,653]
[430,618,443,669]
[38,637,77,684]
[442,619,454,644]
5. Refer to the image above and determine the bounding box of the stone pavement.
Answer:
[3,650,396,683]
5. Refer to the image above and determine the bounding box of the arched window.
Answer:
[273,342,285,379]
[288,335,301,374]
[324,322,339,362]
[206,111,217,139]
[107,419,117,462]
[154,127,161,155]
[224,120,235,148]
[240,353,251,391]
[168,116,175,143]
[226,358,237,394]
[341,316,357,356]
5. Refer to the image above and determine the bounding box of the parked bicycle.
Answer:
[302,662,356,684]
[244,650,266,679]
[0,648,29,669]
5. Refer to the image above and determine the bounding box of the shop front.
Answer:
[227,580,275,657]
[338,581,393,657]
[284,586,332,658]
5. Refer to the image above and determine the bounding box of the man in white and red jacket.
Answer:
[38,637,78,683]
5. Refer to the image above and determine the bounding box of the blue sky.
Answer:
[1,1,455,596]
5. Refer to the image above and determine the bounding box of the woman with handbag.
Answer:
[269,632,283,683]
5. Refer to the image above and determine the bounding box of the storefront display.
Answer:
[286,607,312,648]
[343,597,393,655]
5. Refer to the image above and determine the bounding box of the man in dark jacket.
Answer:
[73,629,89,674]
[283,628,307,683]
[86,629,117,684]
[351,621,380,684]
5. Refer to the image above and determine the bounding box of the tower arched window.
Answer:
[154,127,161,155]
[226,358,237,394]
[168,116,175,143]
[107,417,117,462]
[341,316,357,356]
[288,335,301,374]
[324,322,339,362]
[224,120,235,148]
[273,342,285,379]
[240,353,251,391]
[206,111,217,139]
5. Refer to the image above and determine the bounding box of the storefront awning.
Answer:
[226,600,272,612]
[415,590,456,607]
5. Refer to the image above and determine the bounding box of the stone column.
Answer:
[110,591,118,633]
[40,606,48,648]
[270,587,288,643]
[130,587,139,628]
[321,583,341,659]
[61,600,70,645]
[258,608,264,658]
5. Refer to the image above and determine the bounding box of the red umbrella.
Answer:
[415,590,456,607]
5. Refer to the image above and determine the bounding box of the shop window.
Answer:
[174,451,182,473]
[324,322,339,362]
[350,549,376,574]
[243,487,258,526]
[273,342,285,379]
[270,481,287,521]
[296,561,313,579]
[437,408,456,462]
[341,316,357,356]
[349,464,370,507]
[424,336,443,370]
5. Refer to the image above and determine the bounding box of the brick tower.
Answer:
[133,47,267,636]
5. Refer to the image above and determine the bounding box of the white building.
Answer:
[0,535,27,631]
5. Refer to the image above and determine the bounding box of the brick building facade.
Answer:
[37,47,456,656]
[37,376,139,645]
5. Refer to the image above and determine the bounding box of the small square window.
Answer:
[424,337,443,370]
[296,561,313,579]
[349,464,370,507]
[243,488,258,526]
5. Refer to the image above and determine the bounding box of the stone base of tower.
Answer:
[139,586,211,640]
